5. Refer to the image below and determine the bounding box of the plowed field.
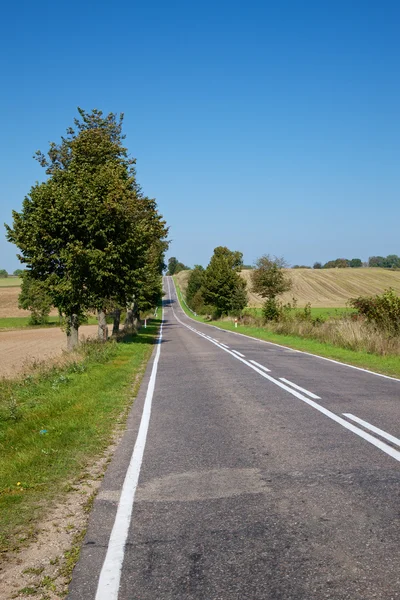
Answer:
[0,325,98,378]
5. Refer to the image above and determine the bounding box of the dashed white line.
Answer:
[220,343,229,348]
[95,310,164,599]
[343,413,400,448]
[279,378,321,400]
[249,360,271,372]
[231,350,245,358]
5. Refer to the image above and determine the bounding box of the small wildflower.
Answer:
[17,482,21,486]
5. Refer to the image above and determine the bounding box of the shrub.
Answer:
[350,289,400,334]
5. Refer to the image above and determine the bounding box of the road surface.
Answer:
[68,277,400,599]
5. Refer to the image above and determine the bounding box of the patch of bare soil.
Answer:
[0,326,98,379]
[0,288,59,319]
[0,442,119,600]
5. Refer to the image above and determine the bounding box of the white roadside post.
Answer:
[234,318,238,328]
[144,318,147,328]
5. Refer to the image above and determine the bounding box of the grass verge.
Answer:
[173,279,400,379]
[0,318,160,553]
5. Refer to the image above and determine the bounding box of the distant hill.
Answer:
[174,268,400,308]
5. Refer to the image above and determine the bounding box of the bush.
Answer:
[350,289,400,334]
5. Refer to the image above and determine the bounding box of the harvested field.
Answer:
[175,268,400,307]
[0,286,58,318]
[0,325,98,379]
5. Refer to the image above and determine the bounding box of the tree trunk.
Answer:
[67,314,79,351]
[97,310,109,342]
[112,307,121,336]
[123,306,135,333]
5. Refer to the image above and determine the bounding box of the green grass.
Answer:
[243,306,355,319]
[0,316,98,331]
[173,279,400,379]
[0,319,160,552]
[0,277,22,287]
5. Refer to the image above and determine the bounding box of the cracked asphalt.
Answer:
[68,277,400,600]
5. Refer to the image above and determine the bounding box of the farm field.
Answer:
[0,276,22,287]
[0,325,98,378]
[175,267,400,307]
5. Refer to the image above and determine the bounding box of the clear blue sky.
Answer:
[1,0,399,270]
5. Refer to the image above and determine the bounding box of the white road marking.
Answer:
[343,413,400,448]
[279,378,321,399]
[169,277,400,383]
[95,310,164,600]
[231,350,245,357]
[220,343,229,348]
[249,360,271,372]
[167,278,400,464]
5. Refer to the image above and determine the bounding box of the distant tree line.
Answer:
[293,255,400,269]
[6,108,168,347]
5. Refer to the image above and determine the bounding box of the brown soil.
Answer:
[0,326,98,379]
[0,288,58,319]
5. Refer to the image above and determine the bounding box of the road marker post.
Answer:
[234,318,238,328]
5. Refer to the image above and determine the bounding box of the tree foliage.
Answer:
[251,255,292,300]
[6,108,168,347]
[0,269,8,278]
[167,257,188,275]
[18,272,53,325]
[202,247,247,316]
[368,255,400,269]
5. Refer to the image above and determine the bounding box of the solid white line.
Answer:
[95,311,164,600]
[167,279,400,464]
[231,350,245,358]
[343,413,400,448]
[169,277,400,383]
[279,378,321,400]
[249,360,271,372]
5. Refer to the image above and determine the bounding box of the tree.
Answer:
[0,269,8,278]
[18,272,53,325]
[349,258,362,268]
[6,108,168,348]
[251,255,292,321]
[251,255,291,300]
[202,247,247,317]
[13,269,23,276]
[186,265,205,306]
[167,257,188,275]
[313,262,322,269]
[167,257,178,275]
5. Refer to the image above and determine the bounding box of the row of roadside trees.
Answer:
[6,108,169,348]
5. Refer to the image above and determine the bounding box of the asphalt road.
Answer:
[68,276,400,600]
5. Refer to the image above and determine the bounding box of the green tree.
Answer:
[251,255,292,321]
[18,272,53,325]
[186,265,205,306]
[0,269,8,278]
[349,258,362,268]
[13,269,23,276]
[167,257,188,275]
[6,108,168,348]
[313,262,322,269]
[202,247,247,317]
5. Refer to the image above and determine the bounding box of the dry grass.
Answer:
[262,317,400,356]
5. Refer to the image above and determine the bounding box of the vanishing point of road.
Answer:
[68,276,400,600]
